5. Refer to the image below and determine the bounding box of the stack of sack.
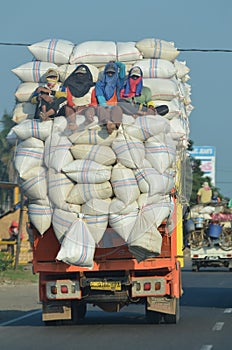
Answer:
[9,38,193,268]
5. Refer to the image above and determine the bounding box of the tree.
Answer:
[0,111,15,181]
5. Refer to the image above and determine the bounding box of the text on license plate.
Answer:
[90,281,121,291]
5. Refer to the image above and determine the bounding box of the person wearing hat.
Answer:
[31,68,68,121]
[90,61,126,134]
[197,181,212,204]
[119,66,169,117]
[1,221,24,256]
[63,64,96,130]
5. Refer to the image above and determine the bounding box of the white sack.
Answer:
[17,137,44,149]
[134,168,174,195]
[70,41,116,65]
[14,147,44,178]
[128,226,162,262]
[62,159,111,184]
[15,82,39,103]
[28,39,74,64]
[44,132,73,172]
[117,42,142,62]
[52,208,78,242]
[12,102,36,123]
[82,198,111,215]
[66,181,113,205]
[12,61,58,82]
[47,172,75,211]
[68,125,117,146]
[70,144,116,166]
[111,133,145,169]
[153,98,181,120]
[28,204,53,235]
[84,214,108,244]
[20,168,47,200]
[135,38,179,61]
[56,219,95,268]
[174,60,190,79]
[169,117,187,140]
[133,59,176,79]
[12,119,53,141]
[145,140,176,173]
[125,115,170,141]
[109,211,138,242]
[143,78,179,101]
[111,164,140,204]
[109,198,138,214]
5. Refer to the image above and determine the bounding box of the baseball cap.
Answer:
[105,63,116,73]
[76,65,87,74]
[46,68,59,79]
[130,67,141,77]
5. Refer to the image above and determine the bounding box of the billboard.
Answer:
[190,146,216,185]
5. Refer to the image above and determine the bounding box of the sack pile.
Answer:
[9,38,193,268]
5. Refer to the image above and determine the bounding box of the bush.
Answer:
[0,251,14,271]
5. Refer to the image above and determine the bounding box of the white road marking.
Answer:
[224,308,232,313]
[200,345,213,350]
[0,310,41,326]
[212,322,224,331]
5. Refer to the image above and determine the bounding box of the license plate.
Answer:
[90,281,121,291]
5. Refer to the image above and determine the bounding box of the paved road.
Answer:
[0,257,232,350]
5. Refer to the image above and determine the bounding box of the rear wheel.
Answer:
[192,264,199,272]
[146,309,162,324]
[71,301,87,323]
[163,298,180,324]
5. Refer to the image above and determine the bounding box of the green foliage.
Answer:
[0,264,38,284]
[0,251,14,271]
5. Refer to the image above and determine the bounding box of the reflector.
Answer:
[143,282,151,291]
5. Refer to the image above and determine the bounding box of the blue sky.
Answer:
[1,0,232,198]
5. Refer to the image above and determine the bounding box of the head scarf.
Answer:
[95,62,120,101]
[122,66,143,98]
[64,64,95,97]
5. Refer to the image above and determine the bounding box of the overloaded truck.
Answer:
[9,38,193,324]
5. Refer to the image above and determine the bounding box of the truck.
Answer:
[191,245,232,272]
[187,210,232,271]
[9,37,191,325]
[32,200,184,325]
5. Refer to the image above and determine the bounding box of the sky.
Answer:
[0,0,232,199]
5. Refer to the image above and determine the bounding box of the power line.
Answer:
[0,42,232,52]
[0,42,30,46]
[179,49,232,52]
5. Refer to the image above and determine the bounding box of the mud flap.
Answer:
[42,301,72,321]
[147,296,176,315]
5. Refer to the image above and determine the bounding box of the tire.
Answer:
[146,309,162,324]
[192,264,199,272]
[71,301,87,323]
[163,298,180,324]
[44,320,60,326]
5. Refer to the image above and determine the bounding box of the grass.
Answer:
[0,252,38,284]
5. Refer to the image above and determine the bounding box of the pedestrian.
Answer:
[1,221,23,256]
[119,66,169,117]
[211,191,221,203]
[90,61,126,133]
[63,64,96,130]
[31,68,68,121]
[197,182,212,204]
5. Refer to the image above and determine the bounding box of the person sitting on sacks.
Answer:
[88,61,126,134]
[31,68,68,121]
[63,64,96,130]
[119,66,169,117]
